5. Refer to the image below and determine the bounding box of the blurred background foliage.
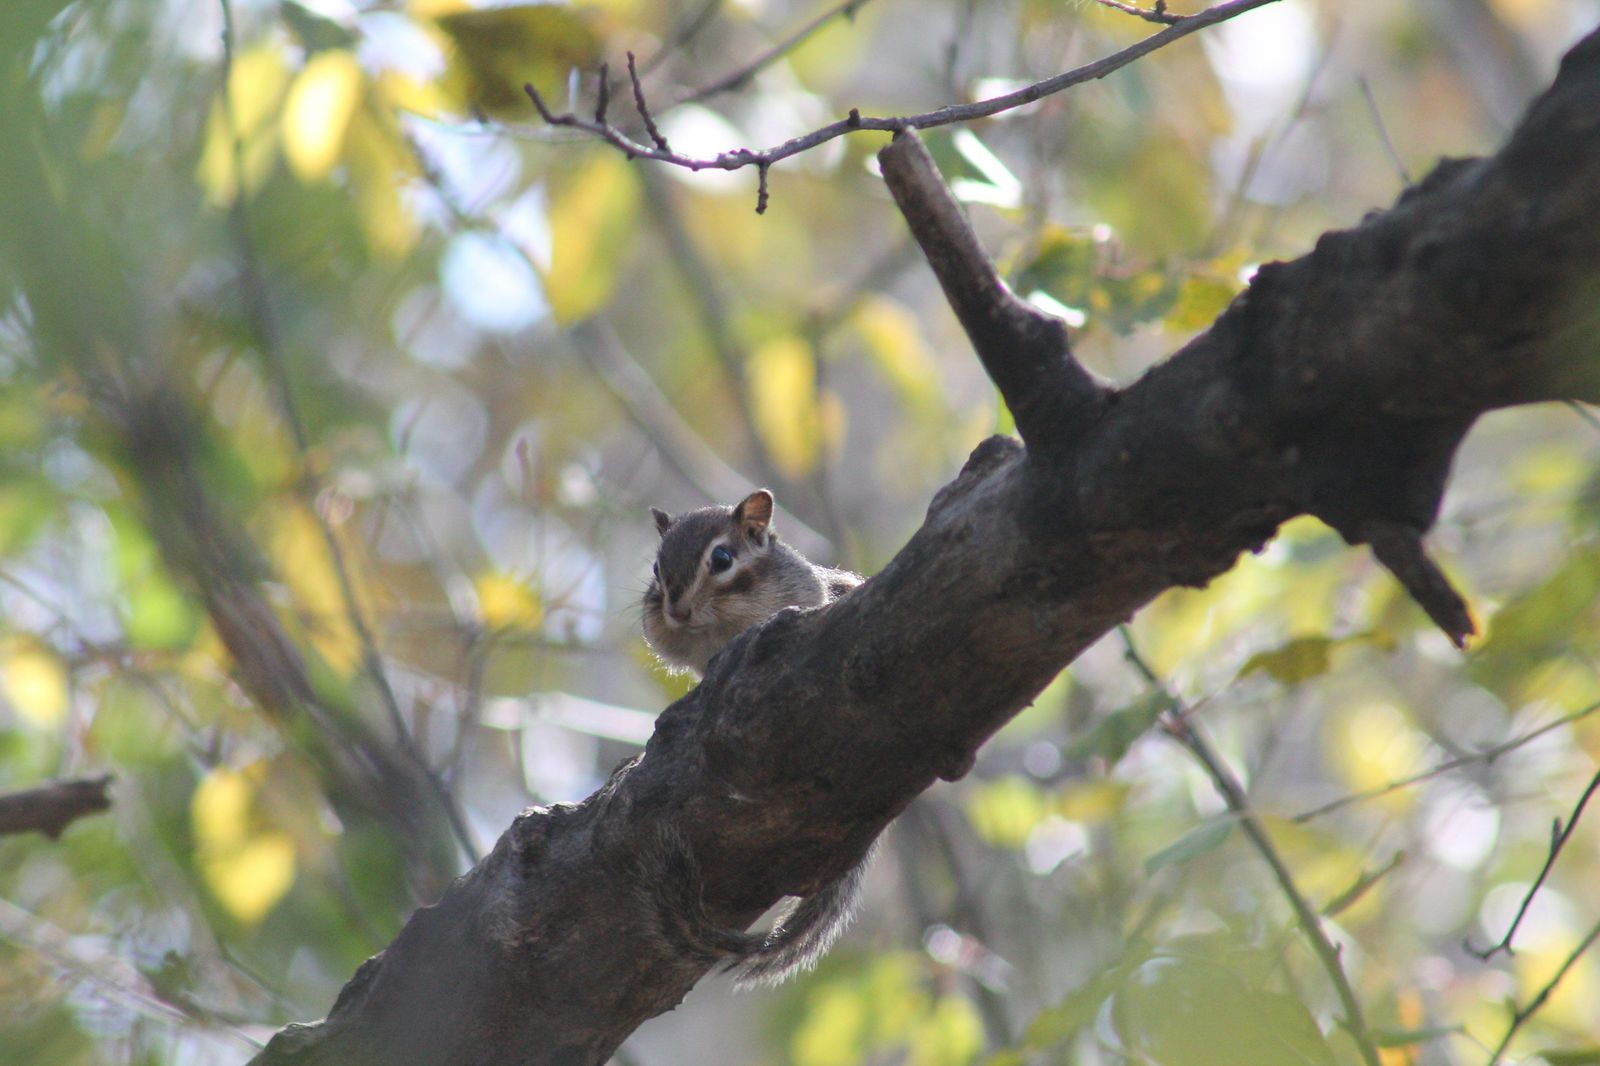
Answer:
[0,0,1597,1063]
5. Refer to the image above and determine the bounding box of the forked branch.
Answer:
[524,0,1284,211]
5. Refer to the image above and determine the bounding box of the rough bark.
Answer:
[254,28,1600,1066]
[0,776,112,839]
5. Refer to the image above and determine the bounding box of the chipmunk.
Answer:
[643,489,861,677]
[641,489,869,985]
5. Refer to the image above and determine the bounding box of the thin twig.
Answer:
[1092,0,1180,25]
[678,0,878,105]
[626,52,670,151]
[1119,627,1382,1066]
[1487,914,1600,1064]
[524,0,1284,210]
[1468,764,1600,960]
[218,0,479,865]
[1321,851,1404,918]
[1566,400,1600,433]
[1357,75,1411,187]
[1294,700,1600,822]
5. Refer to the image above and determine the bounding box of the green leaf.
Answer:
[1114,955,1336,1066]
[1165,273,1240,333]
[1239,636,1335,685]
[1066,692,1167,764]
[1537,1050,1600,1065]
[1144,820,1233,876]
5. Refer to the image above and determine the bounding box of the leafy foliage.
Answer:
[0,1,1596,1064]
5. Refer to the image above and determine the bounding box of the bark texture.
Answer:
[254,28,1600,1066]
[0,776,112,839]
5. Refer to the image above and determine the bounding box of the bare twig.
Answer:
[1120,628,1382,1066]
[626,52,670,151]
[524,0,1283,210]
[0,776,112,838]
[1487,914,1600,1064]
[1294,700,1600,823]
[1321,851,1404,919]
[678,0,878,105]
[1093,0,1180,25]
[1469,764,1600,961]
[1356,75,1411,187]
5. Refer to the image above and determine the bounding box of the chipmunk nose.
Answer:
[667,602,692,624]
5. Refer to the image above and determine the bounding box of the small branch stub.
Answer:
[876,129,1105,449]
[1364,520,1476,648]
[0,775,113,839]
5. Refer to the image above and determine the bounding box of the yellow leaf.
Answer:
[202,832,297,925]
[193,765,297,925]
[476,572,543,629]
[269,507,363,676]
[750,335,824,478]
[865,954,929,1044]
[544,153,638,323]
[228,41,295,137]
[966,776,1048,851]
[852,296,944,412]
[345,104,422,258]
[195,41,290,205]
[1327,701,1424,811]
[2,642,67,727]
[376,69,449,119]
[192,765,255,850]
[282,49,364,182]
[409,0,469,16]
[791,983,869,1066]
[908,996,984,1066]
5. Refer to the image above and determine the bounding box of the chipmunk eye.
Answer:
[651,561,659,581]
[709,545,734,573]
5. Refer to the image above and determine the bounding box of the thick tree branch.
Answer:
[254,27,1600,1066]
[0,776,112,839]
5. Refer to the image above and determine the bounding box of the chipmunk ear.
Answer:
[734,489,774,545]
[650,508,673,537]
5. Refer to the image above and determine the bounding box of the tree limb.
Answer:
[253,26,1600,1066]
[524,0,1285,212]
[0,776,112,839]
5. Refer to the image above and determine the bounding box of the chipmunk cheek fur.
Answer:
[640,489,868,986]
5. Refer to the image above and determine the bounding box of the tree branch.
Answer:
[877,129,1106,450]
[1121,630,1380,1066]
[254,26,1600,1066]
[0,776,112,839]
[524,0,1285,211]
[1468,764,1600,961]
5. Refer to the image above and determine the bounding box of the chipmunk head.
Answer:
[643,489,775,636]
